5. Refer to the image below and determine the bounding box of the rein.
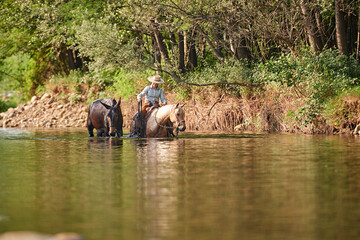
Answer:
[154,108,177,129]
[153,107,185,137]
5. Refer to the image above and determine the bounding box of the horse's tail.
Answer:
[137,99,146,137]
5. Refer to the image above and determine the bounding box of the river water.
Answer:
[0,128,360,240]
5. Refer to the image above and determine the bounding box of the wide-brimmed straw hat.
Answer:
[147,75,164,84]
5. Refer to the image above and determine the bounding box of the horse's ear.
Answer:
[175,103,179,108]
[180,103,186,108]
[115,97,121,108]
[111,98,117,106]
[100,101,111,109]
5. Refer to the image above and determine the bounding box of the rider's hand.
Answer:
[137,98,141,103]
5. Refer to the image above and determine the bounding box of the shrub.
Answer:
[107,69,150,100]
[0,52,36,101]
[253,48,360,125]
[0,98,16,113]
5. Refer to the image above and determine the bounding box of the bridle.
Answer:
[154,107,185,136]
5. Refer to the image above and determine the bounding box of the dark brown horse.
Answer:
[87,98,123,137]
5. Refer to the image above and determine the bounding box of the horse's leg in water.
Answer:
[96,129,104,137]
[165,121,175,137]
[87,118,94,137]
[116,129,123,137]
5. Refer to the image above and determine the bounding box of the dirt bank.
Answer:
[0,93,88,129]
[0,91,247,132]
[1,89,360,135]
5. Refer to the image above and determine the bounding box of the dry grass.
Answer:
[33,84,360,135]
[120,85,309,133]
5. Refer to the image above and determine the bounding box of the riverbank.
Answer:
[0,90,246,131]
[1,87,360,135]
[0,90,246,132]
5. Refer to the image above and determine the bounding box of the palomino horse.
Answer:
[131,103,186,138]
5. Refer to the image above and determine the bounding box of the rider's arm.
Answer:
[137,86,149,102]
[160,89,167,105]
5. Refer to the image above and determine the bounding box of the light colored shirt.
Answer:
[137,85,167,104]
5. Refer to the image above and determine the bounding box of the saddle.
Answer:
[130,106,158,138]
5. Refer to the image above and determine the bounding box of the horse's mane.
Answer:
[158,104,182,113]
[159,104,175,111]
[150,104,182,120]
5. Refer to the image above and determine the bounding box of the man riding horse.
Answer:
[130,74,185,138]
[137,74,167,116]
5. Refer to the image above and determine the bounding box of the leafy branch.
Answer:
[160,68,264,88]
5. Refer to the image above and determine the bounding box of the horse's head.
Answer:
[100,98,123,136]
[170,103,186,132]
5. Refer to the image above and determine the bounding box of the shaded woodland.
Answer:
[1,1,360,90]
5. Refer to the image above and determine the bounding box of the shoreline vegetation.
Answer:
[1,58,360,135]
[2,1,360,135]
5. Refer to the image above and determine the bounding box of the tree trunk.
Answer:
[230,36,251,60]
[58,45,85,74]
[348,11,358,56]
[187,30,198,70]
[197,26,224,63]
[170,32,176,59]
[357,1,360,59]
[178,31,186,73]
[151,35,162,72]
[335,0,349,55]
[150,19,170,66]
[314,5,326,46]
[300,0,323,53]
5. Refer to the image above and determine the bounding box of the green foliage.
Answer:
[255,48,360,93]
[48,70,84,89]
[107,69,152,100]
[74,19,144,73]
[68,93,82,104]
[184,60,252,84]
[0,0,119,101]
[322,86,360,124]
[176,60,255,98]
[173,85,192,101]
[253,48,360,125]
[0,51,36,101]
[0,98,17,113]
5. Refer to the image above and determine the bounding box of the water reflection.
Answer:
[88,137,123,150]
[87,137,124,163]
[2,130,360,240]
[133,139,185,239]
